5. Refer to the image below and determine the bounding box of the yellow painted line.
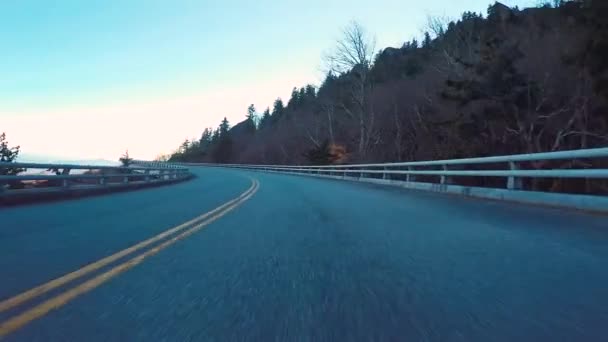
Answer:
[0,179,259,338]
[0,179,258,314]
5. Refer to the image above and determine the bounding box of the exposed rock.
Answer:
[489,2,513,22]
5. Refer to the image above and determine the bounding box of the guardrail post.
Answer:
[122,168,129,184]
[383,167,389,180]
[145,169,151,183]
[507,162,523,190]
[0,172,10,194]
[406,166,416,182]
[99,176,106,185]
[62,168,71,188]
[440,165,451,185]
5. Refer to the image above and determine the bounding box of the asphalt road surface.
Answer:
[1,167,607,341]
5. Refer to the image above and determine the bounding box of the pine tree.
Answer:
[260,107,271,129]
[271,98,285,124]
[411,38,419,49]
[246,104,257,132]
[299,87,307,101]
[214,117,233,163]
[305,84,316,98]
[272,98,285,116]
[200,128,212,146]
[219,117,230,137]
[199,128,213,153]
[403,39,420,51]
[211,128,220,143]
[288,87,300,110]
[423,32,432,48]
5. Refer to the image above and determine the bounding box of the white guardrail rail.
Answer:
[188,147,608,213]
[0,161,191,203]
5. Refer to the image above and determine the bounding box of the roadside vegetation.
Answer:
[0,133,25,190]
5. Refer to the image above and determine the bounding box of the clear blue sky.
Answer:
[1,0,535,160]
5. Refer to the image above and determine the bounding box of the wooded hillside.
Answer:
[168,1,607,192]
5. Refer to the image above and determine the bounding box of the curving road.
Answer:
[1,167,607,341]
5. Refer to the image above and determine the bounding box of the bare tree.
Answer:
[323,21,377,158]
[325,103,335,144]
[425,14,450,39]
[506,72,607,156]
[324,21,376,75]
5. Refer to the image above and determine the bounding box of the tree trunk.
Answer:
[327,105,335,144]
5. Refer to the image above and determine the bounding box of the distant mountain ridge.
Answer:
[17,153,119,166]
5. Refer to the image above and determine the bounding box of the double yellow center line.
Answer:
[0,178,259,338]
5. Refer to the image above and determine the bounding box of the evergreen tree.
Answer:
[260,107,271,129]
[119,150,133,167]
[487,2,504,18]
[180,139,190,153]
[299,87,307,102]
[211,128,220,143]
[200,128,212,145]
[288,87,300,109]
[219,117,230,137]
[461,11,481,21]
[271,98,285,124]
[402,39,420,51]
[319,72,336,91]
[199,128,213,155]
[448,21,456,32]
[305,84,316,98]
[411,38,419,49]
[214,117,233,162]
[423,32,432,48]
[246,104,257,132]
[272,98,285,117]
[0,132,24,176]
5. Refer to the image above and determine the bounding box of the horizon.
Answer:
[1,0,535,161]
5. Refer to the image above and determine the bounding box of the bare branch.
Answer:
[324,20,376,75]
[425,14,450,38]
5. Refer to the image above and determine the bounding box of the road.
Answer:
[1,167,607,341]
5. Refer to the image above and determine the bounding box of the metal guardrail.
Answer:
[0,161,190,201]
[194,147,608,192]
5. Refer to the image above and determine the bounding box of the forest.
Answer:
[167,1,607,191]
